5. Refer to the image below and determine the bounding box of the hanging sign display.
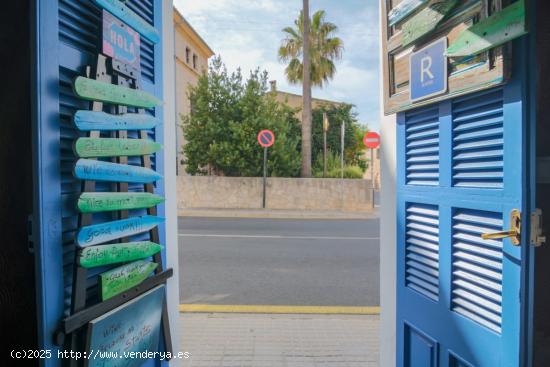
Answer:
[102,9,141,70]
[74,159,162,183]
[100,260,158,300]
[73,76,162,108]
[73,110,161,131]
[75,137,162,158]
[76,215,164,247]
[77,192,165,213]
[85,285,165,367]
[79,241,163,268]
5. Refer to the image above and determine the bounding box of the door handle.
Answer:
[480,209,521,246]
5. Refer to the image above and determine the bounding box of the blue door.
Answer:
[32,1,166,366]
[396,40,533,366]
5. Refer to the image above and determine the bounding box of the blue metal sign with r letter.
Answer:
[409,38,448,103]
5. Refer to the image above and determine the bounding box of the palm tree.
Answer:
[279,8,343,177]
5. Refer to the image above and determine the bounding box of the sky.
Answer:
[173,0,381,131]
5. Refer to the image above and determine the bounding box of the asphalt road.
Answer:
[178,217,380,306]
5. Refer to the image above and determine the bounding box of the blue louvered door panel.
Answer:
[397,62,529,367]
[33,1,165,366]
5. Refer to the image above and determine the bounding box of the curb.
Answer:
[179,304,381,315]
[178,208,378,220]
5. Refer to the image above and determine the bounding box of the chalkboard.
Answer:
[85,285,165,367]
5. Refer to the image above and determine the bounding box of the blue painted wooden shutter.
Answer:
[396,56,529,366]
[33,1,165,365]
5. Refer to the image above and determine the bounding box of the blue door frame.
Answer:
[396,30,536,367]
[31,1,166,366]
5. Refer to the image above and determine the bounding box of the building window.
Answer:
[185,47,190,64]
[193,54,197,69]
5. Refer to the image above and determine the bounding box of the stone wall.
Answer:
[177,176,374,212]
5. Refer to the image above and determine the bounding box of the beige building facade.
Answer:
[173,8,214,175]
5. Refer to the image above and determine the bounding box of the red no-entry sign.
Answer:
[363,132,380,149]
[258,129,275,148]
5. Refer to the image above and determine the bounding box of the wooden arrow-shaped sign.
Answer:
[76,215,164,247]
[73,76,162,108]
[388,0,429,27]
[74,137,162,158]
[100,260,158,300]
[402,0,458,47]
[73,111,161,131]
[74,159,162,183]
[446,0,527,57]
[93,0,160,44]
[77,192,165,213]
[79,241,163,268]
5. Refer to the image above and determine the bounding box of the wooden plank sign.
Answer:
[388,0,429,27]
[102,9,141,71]
[74,159,162,183]
[79,241,162,268]
[100,260,158,300]
[73,76,162,108]
[73,110,161,131]
[447,0,527,57]
[93,0,160,44]
[74,137,162,158]
[86,285,165,367]
[76,215,164,247]
[77,192,164,213]
[402,0,458,47]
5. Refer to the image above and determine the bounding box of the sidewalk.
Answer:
[179,312,380,367]
[178,208,378,220]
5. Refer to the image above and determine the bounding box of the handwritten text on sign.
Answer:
[86,285,165,367]
[102,9,141,70]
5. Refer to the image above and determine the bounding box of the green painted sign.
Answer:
[446,0,527,57]
[79,241,162,268]
[402,0,458,47]
[100,260,158,300]
[77,192,164,213]
[74,137,162,158]
[73,76,162,108]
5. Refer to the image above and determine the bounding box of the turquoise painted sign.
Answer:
[94,0,160,44]
[102,9,140,70]
[85,285,165,367]
[74,159,162,183]
[76,215,164,247]
[73,111,161,131]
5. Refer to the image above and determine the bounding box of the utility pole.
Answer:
[301,0,312,177]
[323,112,329,178]
[341,121,345,179]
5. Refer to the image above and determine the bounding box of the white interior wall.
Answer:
[161,1,180,363]
[379,1,397,365]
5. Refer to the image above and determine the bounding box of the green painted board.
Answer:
[446,0,527,57]
[74,137,162,158]
[402,0,458,47]
[388,0,429,27]
[100,260,158,300]
[77,192,165,213]
[79,241,162,268]
[73,76,162,108]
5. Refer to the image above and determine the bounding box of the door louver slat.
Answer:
[452,209,503,334]
[405,204,439,301]
[405,107,440,186]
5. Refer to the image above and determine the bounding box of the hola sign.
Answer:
[409,37,447,103]
[102,10,141,70]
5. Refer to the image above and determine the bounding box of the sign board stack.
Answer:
[56,1,173,365]
[382,0,528,114]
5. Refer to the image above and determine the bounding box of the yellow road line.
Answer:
[179,304,380,315]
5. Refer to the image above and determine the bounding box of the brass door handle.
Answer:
[480,209,521,246]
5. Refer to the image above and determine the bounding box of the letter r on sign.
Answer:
[420,56,434,83]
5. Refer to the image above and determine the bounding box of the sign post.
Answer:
[363,132,381,209]
[257,130,275,208]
